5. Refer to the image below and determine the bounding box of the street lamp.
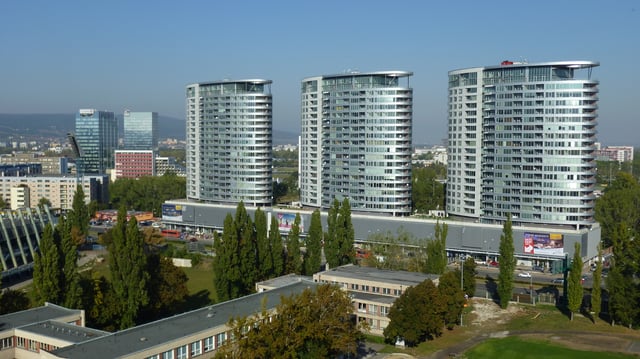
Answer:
[460,258,464,326]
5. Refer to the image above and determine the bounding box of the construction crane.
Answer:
[67,132,83,184]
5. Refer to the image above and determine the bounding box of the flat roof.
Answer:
[0,302,82,332]
[255,273,312,289]
[52,280,317,358]
[318,264,438,287]
[351,292,396,305]
[19,320,108,343]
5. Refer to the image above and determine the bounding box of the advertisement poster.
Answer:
[276,212,304,232]
[523,232,564,256]
[162,204,183,221]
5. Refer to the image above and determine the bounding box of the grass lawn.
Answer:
[465,336,637,359]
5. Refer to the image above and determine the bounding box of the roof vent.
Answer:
[140,337,147,342]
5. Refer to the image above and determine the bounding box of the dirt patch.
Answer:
[468,299,523,326]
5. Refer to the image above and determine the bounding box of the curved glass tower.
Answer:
[300,71,413,216]
[186,80,273,206]
[447,61,599,228]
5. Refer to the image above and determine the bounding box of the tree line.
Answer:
[213,199,356,301]
[33,186,190,330]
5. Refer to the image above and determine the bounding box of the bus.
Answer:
[161,229,181,238]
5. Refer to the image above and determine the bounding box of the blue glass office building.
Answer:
[123,111,158,150]
[75,109,118,175]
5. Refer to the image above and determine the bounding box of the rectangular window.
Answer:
[0,337,13,349]
[176,345,188,359]
[217,332,227,346]
[191,341,202,356]
[204,336,214,352]
[162,350,174,359]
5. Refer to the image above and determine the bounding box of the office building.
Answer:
[300,71,413,216]
[114,150,155,179]
[595,145,634,162]
[186,80,273,206]
[155,156,186,177]
[74,109,118,175]
[447,61,599,228]
[123,110,158,151]
[0,154,68,175]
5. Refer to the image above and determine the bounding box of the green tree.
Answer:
[109,207,149,329]
[0,197,7,209]
[32,224,61,305]
[68,185,90,243]
[567,242,584,320]
[337,197,355,266]
[254,208,272,281]
[58,216,82,308]
[144,254,189,319]
[425,220,448,274]
[591,245,603,320]
[497,214,515,309]
[238,211,257,296]
[269,216,284,277]
[384,279,445,346]
[38,197,52,211]
[213,214,241,301]
[606,265,638,328]
[324,198,341,269]
[216,284,362,358]
[0,289,30,314]
[85,273,119,331]
[595,172,640,248]
[304,209,323,275]
[463,256,477,298]
[109,174,186,216]
[412,164,446,214]
[439,270,465,329]
[285,213,303,274]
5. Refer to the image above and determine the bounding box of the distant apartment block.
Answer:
[595,145,634,162]
[75,109,118,175]
[155,156,186,177]
[123,110,158,151]
[300,71,413,216]
[0,163,42,176]
[447,61,599,228]
[0,153,68,175]
[0,175,109,210]
[114,150,155,179]
[186,80,273,206]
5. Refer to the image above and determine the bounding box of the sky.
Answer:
[0,0,638,146]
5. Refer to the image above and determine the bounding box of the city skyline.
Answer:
[1,1,638,145]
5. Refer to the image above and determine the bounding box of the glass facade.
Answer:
[447,61,599,228]
[75,109,118,175]
[186,80,273,206]
[300,71,413,216]
[123,111,158,150]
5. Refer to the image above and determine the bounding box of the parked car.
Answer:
[551,278,564,284]
[488,260,499,267]
[532,265,544,272]
[517,272,532,278]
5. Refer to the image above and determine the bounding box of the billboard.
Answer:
[524,232,564,256]
[276,212,304,232]
[162,204,183,221]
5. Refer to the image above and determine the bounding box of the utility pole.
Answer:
[460,257,464,326]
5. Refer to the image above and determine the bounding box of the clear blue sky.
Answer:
[1,0,638,145]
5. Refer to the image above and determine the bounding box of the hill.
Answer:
[0,113,299,144]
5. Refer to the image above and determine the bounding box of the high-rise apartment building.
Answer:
[123,110,158,151]
[300,71,413,216]
[186,80,273,206]
[75,109,118,175]
[447,61,599,228]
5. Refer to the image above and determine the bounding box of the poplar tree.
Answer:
[591,245,603,320]
[238,214,257,295]
[213,214,241,301]
[567,242,584,320]
[33,223,61,305]
[425,220,448,274]
[57,216,82,308]
[497,214,515,309]
[304,210,323,275]
[324,199,341,268]
[269,216,284,277]
[255,208,272,281]
[109,207,149,329]
[337,198,355,266]
[68,185,90,242]
[285,213,303,274]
